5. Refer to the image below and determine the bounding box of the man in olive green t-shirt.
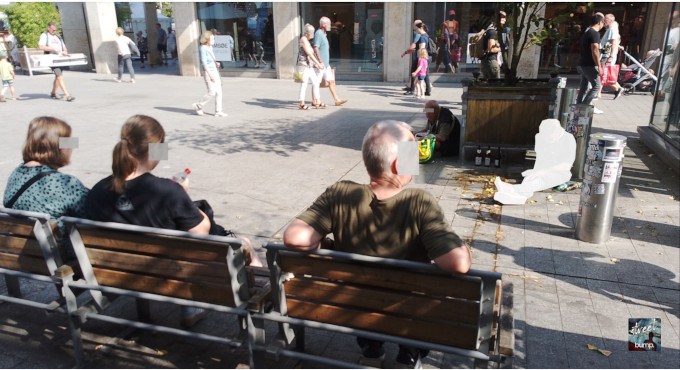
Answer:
[283,120,472,366]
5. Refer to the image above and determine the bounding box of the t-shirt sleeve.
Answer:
[313,30,322,48]
[166,182,205,231]
[296,185,335,236]
[413,33,421,44]
[64,176,90,219]
[38,33,47,47]
[417,192,464,260]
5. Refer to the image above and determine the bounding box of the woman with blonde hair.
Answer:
[297,23,325,109]
[115,27,136,83]
[3,116,89,257]
[86,115,261,327]
[192,30,227,117]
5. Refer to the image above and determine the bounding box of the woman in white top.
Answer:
[166,27,177,61]
[192,30,227,117]
[115,27,136,83]
[297,24,324,110]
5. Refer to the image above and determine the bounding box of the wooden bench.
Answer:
[252,243,514,368]
[58,216,271,368]
[0,207,68,312]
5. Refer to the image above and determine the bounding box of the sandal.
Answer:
[299,104,310,110]
[50,93,62,100]
[312,103,327,109]
[66,96,75,102]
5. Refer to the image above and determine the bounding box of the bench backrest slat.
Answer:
[284,277,481,325]
[286,299,480,349]
[268,246,487,350]
[0,210,61,277]
[278,252,483,300]
[65,218,249,308]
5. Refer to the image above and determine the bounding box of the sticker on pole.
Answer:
[601,162,619,183]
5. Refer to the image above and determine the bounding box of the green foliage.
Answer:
[115,2,132,30]
[157,2,173,18]
[1,2,60,48]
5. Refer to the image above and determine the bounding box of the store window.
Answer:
[650,3,680,146]
[299,2,384,74]
[197,2,275,71]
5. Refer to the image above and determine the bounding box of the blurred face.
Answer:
[500,15,507,25]
[209,35,215,45]
[47,25,57,35]
[425,104,439,122]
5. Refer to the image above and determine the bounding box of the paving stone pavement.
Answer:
[0,68,678,368]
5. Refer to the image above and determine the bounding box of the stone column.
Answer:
[144,2,160,66]
[55,2,92,72]
[82,2,118,74]
[515,3,545,79]
[173,2,201,77]
[273,2,300,79]
[383,2,413,83]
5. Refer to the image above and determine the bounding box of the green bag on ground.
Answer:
[418,134,436,163]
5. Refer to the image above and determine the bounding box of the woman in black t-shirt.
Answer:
[86,115,261,327]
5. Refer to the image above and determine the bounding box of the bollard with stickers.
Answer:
[565,104,593,179]
[575,133,627,244]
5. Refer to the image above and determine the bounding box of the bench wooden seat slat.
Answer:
[0,235,45,257]
[286,299,479,350]
[279,253,483,300]
[78,228,230,262]
[91,268,236,306]
[0,251,51,275]
[85,248,231,285]
[284,277,481,325]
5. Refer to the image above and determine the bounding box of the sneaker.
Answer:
[424,92,431,96]
[593,107,604,114]
[614,89,622,100]
[180,307,208,328]
[591,97,599,101]
[114,77,121,83]
[214,111,228,117]
[0,96,6,102]
[130,79,135,84]
[192,103,204,116]
[403,90,413,95]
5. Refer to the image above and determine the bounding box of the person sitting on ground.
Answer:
[494,119,576,205]
[85,114,262,328]
[283,120,471,367]
[3,116,89,258]
[414,100,461,157]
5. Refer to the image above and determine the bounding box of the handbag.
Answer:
[293,64,305,83]
[192,199,235,237]
[600,64,620,86]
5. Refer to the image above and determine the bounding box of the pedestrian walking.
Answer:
[114,27,136,83]
[576,14,605,114]
[0,51,17,101]
[314,17,348,106]
[136,31,149,68]
[297,24,324,110]
[192,30,226,117]
[38,22,74,101]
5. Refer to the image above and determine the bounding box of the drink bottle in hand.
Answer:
[171,168,191,184]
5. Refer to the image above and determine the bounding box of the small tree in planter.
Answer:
[496,2,573,84]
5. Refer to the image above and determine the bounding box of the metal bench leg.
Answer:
[5,275,21,297]
[293,325,305,351]
[135,298,151,322]
[474,341,490,369]
[248,314,267,369]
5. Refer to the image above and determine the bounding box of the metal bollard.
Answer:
[575,133,627,244]
[559,88,577,128]
[565,104,593,179]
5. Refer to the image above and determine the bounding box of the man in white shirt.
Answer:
[38,22,74,101]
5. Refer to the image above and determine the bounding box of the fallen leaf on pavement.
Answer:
[587,344,598,350]
[95,344,103,351]
[157,350,167,356]
[611,258,620,263]
[529,200,537,204]
[598,349,612,357]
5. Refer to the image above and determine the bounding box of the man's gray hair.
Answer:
[303,23,315,37]
[47,22,57,28]
[362,120,413,178]
[320,17,331,30]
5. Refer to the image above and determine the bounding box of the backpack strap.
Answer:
[4,170,57,209]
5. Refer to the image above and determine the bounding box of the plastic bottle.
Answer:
[475,147,482,166]
[171,168,191,184]
[484,146,492,167]
[494,147,501,168]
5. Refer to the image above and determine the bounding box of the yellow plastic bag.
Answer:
[418,134,436,163]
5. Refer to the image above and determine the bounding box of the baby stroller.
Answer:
[619,49,661,95]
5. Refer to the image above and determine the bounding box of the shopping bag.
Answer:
[601,64,620,86]
[293,64,305,83]
[417,134,436,163]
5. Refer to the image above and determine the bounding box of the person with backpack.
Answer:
[401,20,431,96]
[38,22,75,101]
[480,18,501,79]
